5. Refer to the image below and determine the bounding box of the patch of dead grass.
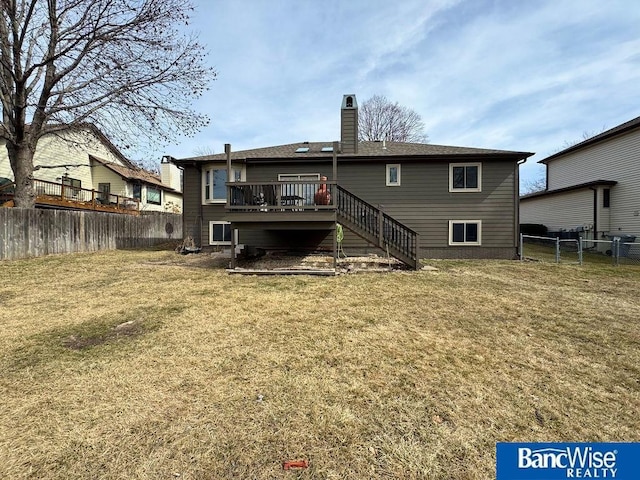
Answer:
[0,251,639,479]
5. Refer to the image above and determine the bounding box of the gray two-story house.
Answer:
[171,95,532,270]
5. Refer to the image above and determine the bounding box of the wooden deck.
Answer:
[0,179,140,215]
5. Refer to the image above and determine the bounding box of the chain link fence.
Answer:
[520,234,640,266]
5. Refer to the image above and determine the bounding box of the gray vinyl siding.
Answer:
[337,160,516,250]
[181,157,518,257]
[182,166,203,244]
[246,162,333,182]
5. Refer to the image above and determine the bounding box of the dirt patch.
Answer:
[62,319,146,350]
[235,251,411,273]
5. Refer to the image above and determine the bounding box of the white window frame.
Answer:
[448,220,482,246]
[449,163,481,192]
[202,165,245,204]
[386,164,401,186]
[209,221,237,246]
[278,173,321,206]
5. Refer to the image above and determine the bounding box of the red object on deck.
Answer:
[314,176,331,205]
[283,459,309,470]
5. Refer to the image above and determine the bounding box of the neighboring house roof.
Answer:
[90,155,178,192]
[173,141,532,164]
[520,180,617,201]
[539,115,640,164]
[79,124,138,169]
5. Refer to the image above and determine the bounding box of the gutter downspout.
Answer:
[516,158,527,255]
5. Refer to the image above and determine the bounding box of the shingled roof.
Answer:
[173,141,532,164]
[90,156,177,191]
[540,115,640,164]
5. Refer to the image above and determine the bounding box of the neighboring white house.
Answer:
[0,125,182,212]
[521,115,640,244]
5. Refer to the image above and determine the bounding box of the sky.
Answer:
[162,0,640,188]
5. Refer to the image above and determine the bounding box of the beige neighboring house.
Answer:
[0,125,182,213]
[520,115,640,247]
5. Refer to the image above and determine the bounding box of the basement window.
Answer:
[209,221,236,246]
[449,220,482,246]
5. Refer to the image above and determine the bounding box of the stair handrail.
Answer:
[336,185,419,268]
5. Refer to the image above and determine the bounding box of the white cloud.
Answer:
[162,0,640,187]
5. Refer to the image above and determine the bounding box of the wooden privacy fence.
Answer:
[0,208,182,261]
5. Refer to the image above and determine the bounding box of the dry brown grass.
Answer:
[1,249,639,479]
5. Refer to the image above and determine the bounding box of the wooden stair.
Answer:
[336,186,420,269]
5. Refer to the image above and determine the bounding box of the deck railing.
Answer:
[224,181,419,268]
[227,181,336,211]
[336,186,419,268]
[1,179,140,214]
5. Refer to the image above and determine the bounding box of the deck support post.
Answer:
[225,143,232,205]
[230,223,237,270]
[332,141,338,183]
[333,220,338,272]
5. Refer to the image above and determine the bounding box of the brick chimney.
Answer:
[340,94,358,154]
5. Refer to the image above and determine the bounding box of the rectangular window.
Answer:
[133,184,142,200]
[203,167,235,203]
[209,221,236,245]
[278,173,321,206]
[449,220,482,245]
[449,163,481,192]
[603,188,610,208]
[98,183,110,203]
[147,186,161,205]
[62,176,81,198]
[204,170,211,200]
[212,169,227,200]
[386,164,401,186]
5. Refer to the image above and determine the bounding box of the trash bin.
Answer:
[608,234,637,257]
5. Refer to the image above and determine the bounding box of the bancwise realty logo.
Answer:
[496,443,640,479]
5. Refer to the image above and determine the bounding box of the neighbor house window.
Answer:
[449,220,482,245]
[147,186,161,205]
[98,183,110,203]
[449,163,481,192]
[386,164,401,186]
[133,184,142,200]
[603,188,610,208]
[61,175,81,198]
[209,221,236,245]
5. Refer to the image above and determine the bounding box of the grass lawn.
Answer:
[1,249,639,479]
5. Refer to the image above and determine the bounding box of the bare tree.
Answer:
[358,95,428,143]
[192,145,216,157]
[521,176,547,195]
[1,0,215,207]
[555,127,608,153]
